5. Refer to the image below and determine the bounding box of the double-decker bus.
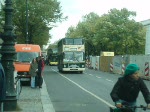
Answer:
[47,47,58,66]
[57,38,85,73]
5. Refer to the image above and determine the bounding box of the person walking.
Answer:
[110,63,150,111]
[29,58,38,88]
[36,56,43,88]
[41,56,45,76]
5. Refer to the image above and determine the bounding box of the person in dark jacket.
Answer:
[110,63,150,111]
[36,56,43,88]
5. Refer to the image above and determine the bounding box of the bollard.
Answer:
[110,63,113,73]
[122,64,125,75]
[95,61,98,70]
[145,62,149,76]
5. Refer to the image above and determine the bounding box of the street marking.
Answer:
[57,72,115,108]
[88,74,93,76]
[106,79,113,83]
[96,76,101,78]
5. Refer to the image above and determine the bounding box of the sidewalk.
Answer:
[13,79,55,112]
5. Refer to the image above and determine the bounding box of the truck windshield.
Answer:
[16,52,39,63]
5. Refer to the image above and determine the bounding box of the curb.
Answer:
[40,79,55,112]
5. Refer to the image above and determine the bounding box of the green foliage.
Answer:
[0,0,66,48]
[66,8,146,55]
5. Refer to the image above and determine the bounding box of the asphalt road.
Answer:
[43,65,150,112]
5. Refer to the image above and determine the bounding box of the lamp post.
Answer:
[1,0,17,110]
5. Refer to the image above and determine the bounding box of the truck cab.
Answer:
[14,44,41,82]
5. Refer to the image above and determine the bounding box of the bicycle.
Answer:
[110,105,150,112]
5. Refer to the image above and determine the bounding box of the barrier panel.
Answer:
[100,56,114,72]
[88,55,150,80]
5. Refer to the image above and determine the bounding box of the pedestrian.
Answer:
[36,56,43,88]
[41,56,45,75]
[110,63,150,111]
[29,58,38,88]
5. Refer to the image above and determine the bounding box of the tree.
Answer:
[0,0,66,48]
[65,8,146,55]
[94,8,145,55]
[66,12,100,56]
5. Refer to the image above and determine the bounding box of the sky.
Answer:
[49,0,150,44]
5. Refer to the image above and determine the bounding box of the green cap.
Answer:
[124,64,139,76]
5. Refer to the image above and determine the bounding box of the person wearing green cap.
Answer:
[110,63,150,111]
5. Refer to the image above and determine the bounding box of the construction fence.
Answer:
[86,55,150,79]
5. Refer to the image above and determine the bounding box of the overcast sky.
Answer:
[49,0,150,44]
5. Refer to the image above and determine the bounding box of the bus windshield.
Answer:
[16,52,39,63]
[49,55,58,62]
[63,51,84,62]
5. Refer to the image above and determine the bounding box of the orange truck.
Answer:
[14,44,41,82]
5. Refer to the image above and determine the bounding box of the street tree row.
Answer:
[0,0,66,49]
[65,8,146,56]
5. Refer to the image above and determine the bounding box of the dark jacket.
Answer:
[110,76,150,103]
[36,57,42,76]
[38,59,42,75]
[0,63,6,101]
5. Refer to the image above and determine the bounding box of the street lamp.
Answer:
[0,0,17,111]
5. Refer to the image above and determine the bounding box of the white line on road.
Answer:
[88,74,93,76]
[96,76,101,78]
[57,72,115,108]
[106,79,113,83]
[84,72,101,79]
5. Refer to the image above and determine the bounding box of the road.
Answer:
[43,65,150,112]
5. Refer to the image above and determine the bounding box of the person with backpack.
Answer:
[110,63,150,111]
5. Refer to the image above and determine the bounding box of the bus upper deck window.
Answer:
[74,39,83,45]
[66,39,73,45]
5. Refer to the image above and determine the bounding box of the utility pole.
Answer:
[0,0,17,110]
